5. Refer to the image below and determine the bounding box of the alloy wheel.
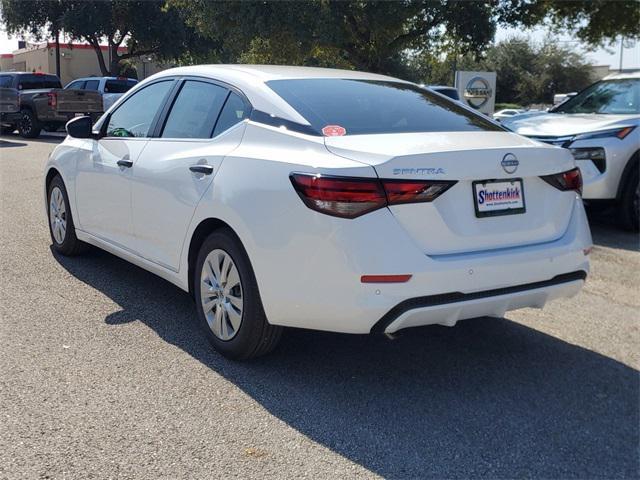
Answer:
[49,186,67,244]
[21,113,32,135]
[200,248,243,341]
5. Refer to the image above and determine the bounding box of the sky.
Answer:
[1,24,638,70]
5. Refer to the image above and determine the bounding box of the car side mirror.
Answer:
[66,116,93,139]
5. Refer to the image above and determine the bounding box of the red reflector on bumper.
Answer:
[361,274,412,283]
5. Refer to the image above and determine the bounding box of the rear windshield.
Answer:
[17,74,62,90]
[105,79,137,93]
[266,79,501,135]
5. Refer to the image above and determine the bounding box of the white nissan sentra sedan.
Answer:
[44,65,592,359]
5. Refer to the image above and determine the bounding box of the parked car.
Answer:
[64,76,138,112]
[506,71,640,231]
[427,85,461,101]
[493,108,524,121]
[0,86,19,133]
[553,92,577,106]
[0,72,103,138]
[44,65,591,359]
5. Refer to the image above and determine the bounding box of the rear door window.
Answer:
[213,92,250,136]
[84,80,100,90]
[0,76,12,88]
[161,80,229,139]
[266,79,501,135]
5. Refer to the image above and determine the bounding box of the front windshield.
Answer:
[554,78,640,114]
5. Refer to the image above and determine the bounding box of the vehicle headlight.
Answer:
[573,126,635,141]
[570,147,606,173]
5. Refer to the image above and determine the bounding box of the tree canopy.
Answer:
[173,0,498,76]
[1,0,637,83]
[174,0,639,77]
[0,0,205,75]
[411,36,595,105]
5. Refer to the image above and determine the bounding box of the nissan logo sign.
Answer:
[463,76,492,108]
[501,153,519,174]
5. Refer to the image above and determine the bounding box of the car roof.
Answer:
[1,71,58,76]
[71,76,137,81]
[145,64,411,125]
[158,64,402,82]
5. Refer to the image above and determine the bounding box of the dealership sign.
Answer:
[455,71,497,114]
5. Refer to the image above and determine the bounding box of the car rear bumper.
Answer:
[258,197,592,334]
[373,271,585,334]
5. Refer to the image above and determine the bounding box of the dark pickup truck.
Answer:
[0,72,103,138]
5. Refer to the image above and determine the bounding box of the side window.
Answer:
[66,80,85,90]
[161,80,228,139]
[213,92,250,136]
[0,76,12,88]
[84,80,99,90]
[106,80,173,138]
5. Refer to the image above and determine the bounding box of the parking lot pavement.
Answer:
[1,135,638,479]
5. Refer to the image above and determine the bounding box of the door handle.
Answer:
[189,165,214,175]
[117,159,133,168]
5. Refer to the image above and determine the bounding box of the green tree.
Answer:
[174,0,497,76]
[497,0,640,45]
[0,0,66,75]
[0,0,206,76]
[412,37,594,105]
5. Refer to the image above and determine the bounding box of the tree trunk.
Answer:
[88,39,110,76]
[109,43,121,76]
[54,30,61,79]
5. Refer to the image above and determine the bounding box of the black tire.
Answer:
[617,162,639,232]
[194,228,282,360]
[18,109,41,138]
[47,175,86,256]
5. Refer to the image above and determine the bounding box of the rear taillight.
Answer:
[290,174,386,218]
[540,168,582,195]
[381,179,455,205]
[47,92,57,107]
[290,173,455,218]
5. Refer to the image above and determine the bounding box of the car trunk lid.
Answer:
[325,131,577,255]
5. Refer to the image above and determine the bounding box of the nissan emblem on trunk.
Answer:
[501,153,519,174]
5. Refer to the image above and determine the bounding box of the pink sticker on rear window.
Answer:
[322,125,347,137]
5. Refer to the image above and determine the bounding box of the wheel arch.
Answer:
[616,150,639,200]
[187,217,241,297]
[45,166,63,195]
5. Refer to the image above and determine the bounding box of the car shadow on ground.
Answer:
[587,208,639,252]
[0,132,64,146]
[52,246,639,478]
[0,139,28,148]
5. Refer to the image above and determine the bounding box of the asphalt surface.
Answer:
[1,134,639,479]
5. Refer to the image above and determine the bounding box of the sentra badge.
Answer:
[393,167,445,175]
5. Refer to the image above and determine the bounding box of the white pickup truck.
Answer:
[64,76,138,112]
